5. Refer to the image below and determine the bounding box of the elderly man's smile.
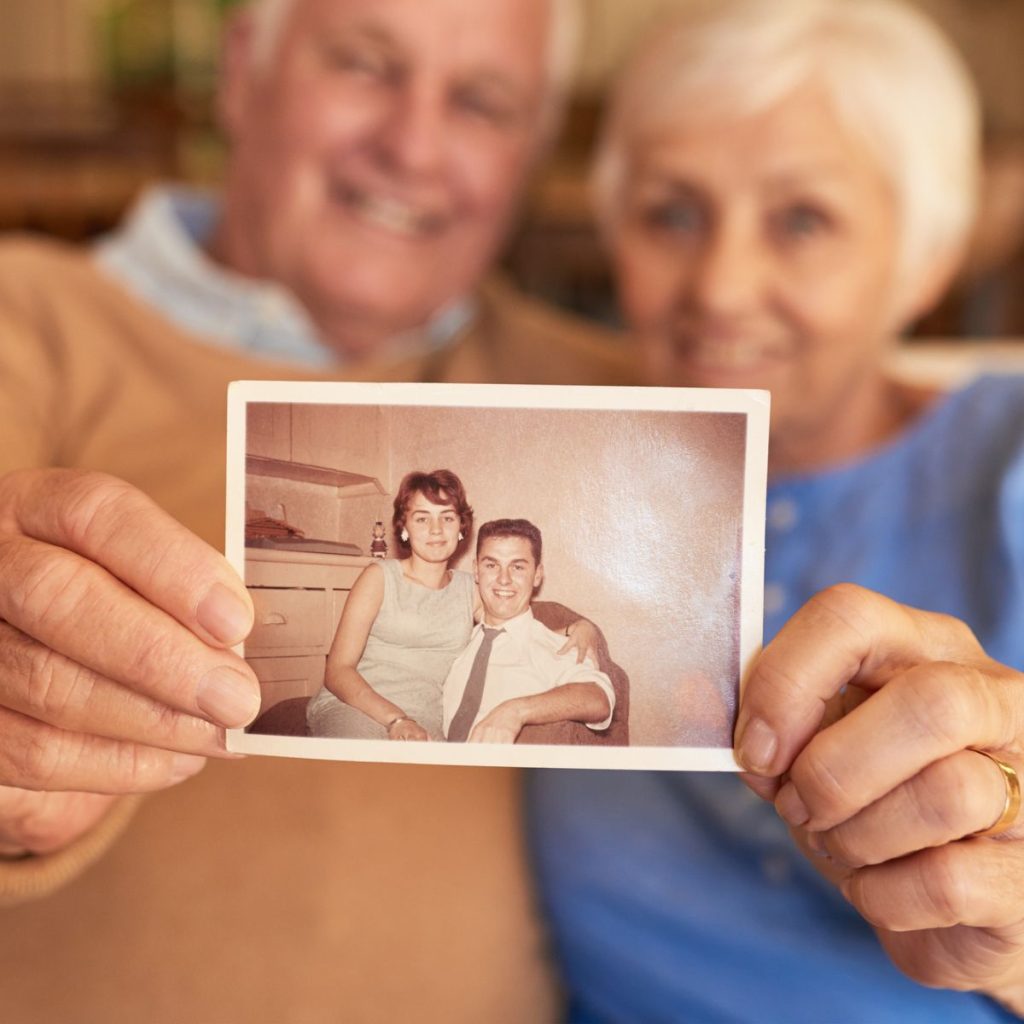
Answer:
[330,181,447,238]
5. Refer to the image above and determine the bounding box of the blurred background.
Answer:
[2,0,1022,336]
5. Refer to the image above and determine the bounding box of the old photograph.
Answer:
[226,382,768,770]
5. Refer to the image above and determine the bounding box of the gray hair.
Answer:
[246,0,580,138]
[593,0,981,295]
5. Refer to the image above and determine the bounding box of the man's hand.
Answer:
[468,700,525,744]
[0,469,260,855]
[735,584,1024,1003]
[558,619,599,665]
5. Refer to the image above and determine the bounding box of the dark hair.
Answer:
[476,519,542,564]
[392,470,473,552]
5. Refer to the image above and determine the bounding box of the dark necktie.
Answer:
[447,626,504,742]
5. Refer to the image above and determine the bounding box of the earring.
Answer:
[458,532,464,541]
[401,529,409,543]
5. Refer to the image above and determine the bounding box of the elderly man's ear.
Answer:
[215,8,261,139]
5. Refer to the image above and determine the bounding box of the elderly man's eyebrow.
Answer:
[324,21,402,54]
[633,174,706,199]
[462,69,525,97]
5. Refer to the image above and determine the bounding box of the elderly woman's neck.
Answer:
[767,377,941,478]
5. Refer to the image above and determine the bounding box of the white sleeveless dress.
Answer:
[306,559,475,741]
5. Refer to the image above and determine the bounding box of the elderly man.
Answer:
[0,0,626,1020]
[444,519,614,744]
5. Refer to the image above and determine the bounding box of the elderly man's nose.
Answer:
[380,85,446,175]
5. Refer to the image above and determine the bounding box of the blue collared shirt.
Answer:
[94,185,474,368]
[528,375,1024,1024]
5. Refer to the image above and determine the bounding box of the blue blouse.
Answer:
[528,375,1024,1023]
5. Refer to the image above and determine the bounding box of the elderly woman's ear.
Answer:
[896,242,968,329]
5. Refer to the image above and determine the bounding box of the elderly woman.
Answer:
[529,1,1024,1021]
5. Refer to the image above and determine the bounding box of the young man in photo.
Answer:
[444,519,614,743]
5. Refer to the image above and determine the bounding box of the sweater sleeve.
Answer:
[0,242,65,474]
[0,240,144,901]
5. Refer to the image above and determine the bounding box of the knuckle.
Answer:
[113,744,158,790]
[928,610,981,658]
[747,654,804,709]
[917,846,973,925]
[23,645,93,723]
[807,583,875,634]
[123,627,187,695]
[894,947,961,990]
[54,471,137,553]
[17,724,72,790]
[792,735,857,815]
[8,549,96,637]
[825,826,870,869]
[911,756,975,838]
[890,666,978,750]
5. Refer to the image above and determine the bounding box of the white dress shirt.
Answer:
[442,609,615,738]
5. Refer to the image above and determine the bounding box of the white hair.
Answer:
[246,0,580,137]
[593,0,981,295]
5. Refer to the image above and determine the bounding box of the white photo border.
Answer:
[226,381,769,772]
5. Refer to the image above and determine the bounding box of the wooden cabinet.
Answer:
[245,549,372,711]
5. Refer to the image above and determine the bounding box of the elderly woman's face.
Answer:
[611,86,911,466]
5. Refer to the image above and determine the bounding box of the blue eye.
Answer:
[453,87,516,128]
[644,201,706,236]
[777,204,829,239]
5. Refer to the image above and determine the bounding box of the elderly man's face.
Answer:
[219,0,552,355]
[611,85,914,471]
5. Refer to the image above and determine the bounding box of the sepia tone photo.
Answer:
[226,382,768,770]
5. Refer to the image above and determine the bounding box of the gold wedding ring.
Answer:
[972,751,1021,838]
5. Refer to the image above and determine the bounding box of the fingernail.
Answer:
[805,831,829,859]
[197,667,261,728]
[776,781,810,827]
[169,754,207,785]
[197,583,253,645]
[736,716,778,773]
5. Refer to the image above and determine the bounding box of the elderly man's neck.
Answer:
[206,221,437,361]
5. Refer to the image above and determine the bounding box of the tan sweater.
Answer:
[0,236,635,1023]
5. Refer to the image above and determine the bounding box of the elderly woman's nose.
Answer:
[689,223,765,315]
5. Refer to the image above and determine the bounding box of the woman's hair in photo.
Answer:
[476,519,543,565]
[392,469,474,551]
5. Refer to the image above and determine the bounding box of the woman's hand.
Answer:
[558,619,600,665]
[735,584,1024,1008]
[386,717,429,742]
